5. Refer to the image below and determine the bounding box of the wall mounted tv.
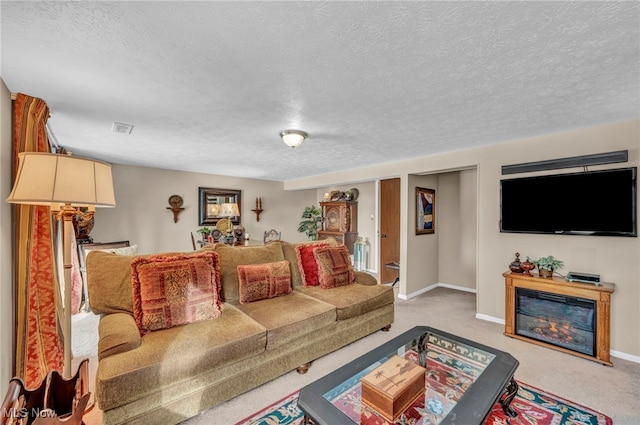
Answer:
[500,167,637,237]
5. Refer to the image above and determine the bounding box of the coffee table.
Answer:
[298,326,519,424]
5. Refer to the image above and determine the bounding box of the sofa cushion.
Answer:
[131,252,222,335]
[314,245,356,289]
[96,304,267,411]
[98,313,142,360]
[214,242,285,301]
[87,251,139,314]
[237,260,292,304]
[298,283,394,320]
[232,292,336,350]
[295,241,331,287]
[354,270,378,286]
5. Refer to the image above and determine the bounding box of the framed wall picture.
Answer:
[198,187,241,226]
[416,187,435,234]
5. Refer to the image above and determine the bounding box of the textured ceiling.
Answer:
[1,1,638,182]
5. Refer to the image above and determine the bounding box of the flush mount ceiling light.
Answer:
[280,129,307,148]
[111,122,134,134]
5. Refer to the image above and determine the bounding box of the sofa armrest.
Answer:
[98,313,142,360]
[355,271,378,286]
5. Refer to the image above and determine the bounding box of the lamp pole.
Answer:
[53,204,94,377]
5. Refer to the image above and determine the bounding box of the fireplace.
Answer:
[516,288,595,357]
[503,272,614,366]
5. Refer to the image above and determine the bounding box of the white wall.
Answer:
[1,80,14,392]
[90,164,317,254]
[438,169,477,290]
[285,119,640,358]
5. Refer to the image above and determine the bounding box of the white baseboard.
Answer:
[475,313,505,325]
[438,282,477,294]
[397,284,438,300]
[611,350,640,363]
[473,315,640,364]
[397,282,475,300]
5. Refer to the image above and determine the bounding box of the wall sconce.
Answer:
[167,195,184,223]
[280,130,307,148]
[251,197,264,221]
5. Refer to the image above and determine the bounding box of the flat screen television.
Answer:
[500,167,637,237]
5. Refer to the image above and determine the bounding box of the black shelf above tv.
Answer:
[500,167,637,237]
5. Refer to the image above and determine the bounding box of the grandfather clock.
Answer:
[318,201,358,254]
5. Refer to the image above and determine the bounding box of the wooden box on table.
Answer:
[360,355,426,422]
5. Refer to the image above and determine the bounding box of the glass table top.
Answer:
[298,326,518,425]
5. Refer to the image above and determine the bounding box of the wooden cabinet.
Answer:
[318,201,358,254]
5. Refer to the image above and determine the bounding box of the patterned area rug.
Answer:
[235,382,612,425]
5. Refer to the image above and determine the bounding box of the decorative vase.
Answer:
[521,258,535,276]
[539,268,554,278]
[509,252,523,274]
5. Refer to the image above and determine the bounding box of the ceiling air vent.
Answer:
[111,122,134,134]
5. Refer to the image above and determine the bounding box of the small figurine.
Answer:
[521,257,535,276]
[509,252,523,274]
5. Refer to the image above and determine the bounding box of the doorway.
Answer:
[378,178,400,284]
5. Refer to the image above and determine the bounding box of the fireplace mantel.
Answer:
[503,272,614,366]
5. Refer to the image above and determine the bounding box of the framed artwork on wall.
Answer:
[198,187,241,226]
[416,187,435,235]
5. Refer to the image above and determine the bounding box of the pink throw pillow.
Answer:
[313,246,356,289]
[237,260,292,304]
[131,251,222,335]
[295,242,330,286]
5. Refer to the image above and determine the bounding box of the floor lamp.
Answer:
[7,152,115,378]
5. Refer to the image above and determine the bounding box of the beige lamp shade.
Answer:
[219,202,240,218]
[7,152,116,207]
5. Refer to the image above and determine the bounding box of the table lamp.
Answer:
[219,202,240,243]
[7,152,115,377]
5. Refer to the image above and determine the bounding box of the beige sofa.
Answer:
[86,239,394,425]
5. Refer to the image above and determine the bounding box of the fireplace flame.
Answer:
[529,318,584,344]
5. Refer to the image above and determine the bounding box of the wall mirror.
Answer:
[198,187,241,226]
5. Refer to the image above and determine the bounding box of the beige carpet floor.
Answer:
[73,287,640,424]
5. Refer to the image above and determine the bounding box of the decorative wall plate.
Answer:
[168,194,184,208]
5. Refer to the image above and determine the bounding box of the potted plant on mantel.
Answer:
[532,255,564,278]
[297,205,323,240]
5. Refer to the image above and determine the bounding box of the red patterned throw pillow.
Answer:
[314,246,356,289]
[237,260,292,304]
[131,251,222,335]
[295,241,330,286]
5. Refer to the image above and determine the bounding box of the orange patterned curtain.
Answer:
[12,93,63,386]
